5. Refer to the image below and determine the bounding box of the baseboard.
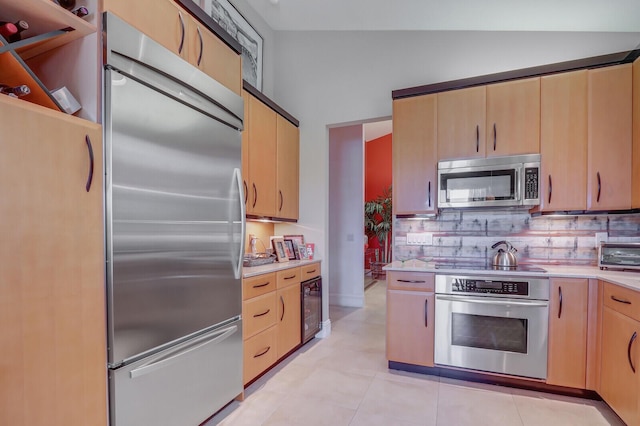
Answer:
[315,319,331,338]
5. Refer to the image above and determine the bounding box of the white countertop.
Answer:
[243,259,321,278]
[384,259,640,292]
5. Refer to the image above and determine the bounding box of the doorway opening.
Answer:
[327,118,391,308]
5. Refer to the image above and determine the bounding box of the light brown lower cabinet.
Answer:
[600,306,639,425]
[0,96,106,425]
[243,265,311,385]
[386,272,435,366]
[547,278,589,388]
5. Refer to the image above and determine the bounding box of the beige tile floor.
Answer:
[206,279,626,426]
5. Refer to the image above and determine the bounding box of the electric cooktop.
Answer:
[433,262,547,273]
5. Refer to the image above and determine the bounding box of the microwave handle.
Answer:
[515,169,521,201]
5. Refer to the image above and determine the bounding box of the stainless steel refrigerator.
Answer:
[103,13,245,426]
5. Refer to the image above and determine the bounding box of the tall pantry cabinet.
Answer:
[0,96,105,426]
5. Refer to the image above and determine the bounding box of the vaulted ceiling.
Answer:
[245,0,640,32]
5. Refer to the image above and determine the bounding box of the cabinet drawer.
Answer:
[603,281,640,322]
[243,326,277,385]
[277,268,300,288]
[388,271,435,291]
[243,272,276,300]
[243,292,277,339]
[300,263,320,279]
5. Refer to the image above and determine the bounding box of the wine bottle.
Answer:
[0,22,18,41]
[53,0,77,11]
[0,20,29,43]
[0,84,31,98]
[72,6,89,18]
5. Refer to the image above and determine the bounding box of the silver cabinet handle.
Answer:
[280,295,285,321]
[424,299,428,328]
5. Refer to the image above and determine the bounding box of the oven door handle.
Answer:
[436,294,548,307]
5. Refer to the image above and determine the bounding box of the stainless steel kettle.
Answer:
[491,241,517,268]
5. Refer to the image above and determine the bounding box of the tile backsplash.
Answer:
[394,210,640,266]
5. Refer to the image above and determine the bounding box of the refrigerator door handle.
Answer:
[233,167,246,280]
[129,325,238,379]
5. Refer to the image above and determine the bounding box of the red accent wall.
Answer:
[365,133,392,202]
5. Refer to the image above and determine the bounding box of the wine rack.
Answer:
[0,0,96,112]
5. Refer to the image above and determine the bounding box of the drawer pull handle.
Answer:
[85,135,94,192]
[398,279,426,284]
[253,309,270,318]
[628,331,637,373]
[252,282,270,289]
[306,269,317,274]
[284,275,296,280]
[280,295,285,321]
[558,286,563,319]
[611,295,632,305]
[254,346,271,358]
[424,299,428,328]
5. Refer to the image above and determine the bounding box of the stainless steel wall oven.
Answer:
[434,274,549,379]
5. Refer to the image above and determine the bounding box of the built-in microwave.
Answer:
[437,154,541,209]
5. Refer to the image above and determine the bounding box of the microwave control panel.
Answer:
[524,167,539,200]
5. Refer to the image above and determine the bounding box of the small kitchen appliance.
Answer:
[599,242,640,271]
[491,241,518,269]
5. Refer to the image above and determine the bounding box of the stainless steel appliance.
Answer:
[302,276,322,343]
[491,241,518,268]
[434,274,549,379]
[438,154,541,209]
[599,242,640,271]
[103,13,245,426]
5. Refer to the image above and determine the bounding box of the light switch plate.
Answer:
[407,232,433,245]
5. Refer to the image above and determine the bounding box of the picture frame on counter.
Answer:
[194,0,263,90]
[283,239,297,260]
[298,244,309,260]
[272,237,289,263]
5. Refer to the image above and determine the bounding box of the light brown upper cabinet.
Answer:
[633,56,640,208]
[437,86,486,160]
[276,115,300,221]
[539,70,588,211]
[587,64,632,211]
[243,90,300,221]
[393,94,438,215]
[104,0,241,95]
[246,93,277,217]
[486,77,541,157]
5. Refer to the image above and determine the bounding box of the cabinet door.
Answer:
[633,57,640,208]
[386,290,434,366]
[103,0,189,60]
[0,98,106,426]
[600,306,639,426]
[587,64,632,211]
[539,71,588,211]
[276,115,300,220]
[247,95,277,216]
[486,77,540,156]
[392,95,437,215]
[547,278,588,388]
[276,284,302,359]
[187,20,242,95]
[437,86,486,160]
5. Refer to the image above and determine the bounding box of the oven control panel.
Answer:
[452,279,528,296]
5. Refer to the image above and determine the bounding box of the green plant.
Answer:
[365,185,392,264]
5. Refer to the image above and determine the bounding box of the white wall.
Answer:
[328,125,365,308]
[269,30,640,324]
